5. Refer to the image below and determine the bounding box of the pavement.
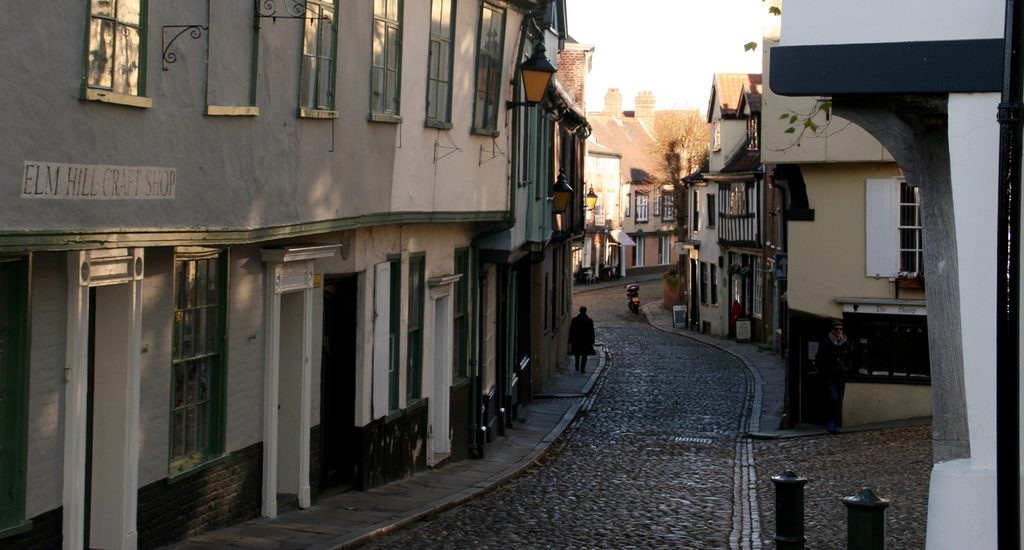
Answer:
[170,274,837,549]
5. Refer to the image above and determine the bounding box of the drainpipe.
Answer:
[997,0,1022,547]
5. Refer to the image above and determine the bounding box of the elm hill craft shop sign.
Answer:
[22,161,176,199]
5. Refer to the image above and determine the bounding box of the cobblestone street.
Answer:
[362,284,753,549]
[359,282,932,549]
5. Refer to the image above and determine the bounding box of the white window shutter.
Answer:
[372,262,391,419]
[865,178,900,278]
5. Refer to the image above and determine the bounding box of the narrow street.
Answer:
[361,284,754,548]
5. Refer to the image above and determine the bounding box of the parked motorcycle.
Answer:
[625,282,640,314]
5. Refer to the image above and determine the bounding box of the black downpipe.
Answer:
[997,0,1022,547]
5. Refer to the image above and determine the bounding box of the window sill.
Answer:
[83,88,152,108]
[369,112,403,124]
[299,107,339,119]
[425,119,453,130]
[0,520,33,540]
[166,453,229,484]
[471,127,500,138]
[406,398,428,413]
[206,105,259,117]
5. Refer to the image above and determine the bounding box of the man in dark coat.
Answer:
[568,306,596,374]
[815,319,853,433]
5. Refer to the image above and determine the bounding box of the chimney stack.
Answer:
[635,90,656,125]
[604,88,622,116]
[556,43,593,112]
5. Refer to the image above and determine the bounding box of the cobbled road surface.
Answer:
[360,285,753,549]
[360,283,931,549]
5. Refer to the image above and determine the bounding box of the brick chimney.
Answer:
[556,43,593,112]
[635,90,656,126]
[604,88,622,116]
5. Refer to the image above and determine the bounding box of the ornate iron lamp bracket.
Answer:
[254,0,332,29]
[161,25,208,71]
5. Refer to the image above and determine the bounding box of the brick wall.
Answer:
[0,508,61,549]
[556,49,589,111]
[137,443,262,548]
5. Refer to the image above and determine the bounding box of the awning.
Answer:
[609,229,636,247]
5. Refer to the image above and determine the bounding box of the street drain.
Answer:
[671,436,713,445]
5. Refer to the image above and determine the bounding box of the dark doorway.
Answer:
[320,276,357,489]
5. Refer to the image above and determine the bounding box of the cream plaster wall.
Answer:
[843,383,933,426]
[786,163,903,318]
[761,38,894,165]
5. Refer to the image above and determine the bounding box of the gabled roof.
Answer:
[586,112,658,185]
[707,73,763,122]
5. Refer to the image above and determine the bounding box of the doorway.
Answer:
[63,249,144,550]
[320,276,357,489]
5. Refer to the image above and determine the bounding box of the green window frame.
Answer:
[426,0,456,127]
[371,0,403,120]
[453,249,469,379]
[82,0,151,107]
[471,2,506,135]
[299,0,339,117]
[170,248,227,475]
[0,258,29,536]
[389,258,401,411]
[406,254,425,401]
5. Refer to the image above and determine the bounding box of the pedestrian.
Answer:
[815,319,853,434]
[568,306,596,374]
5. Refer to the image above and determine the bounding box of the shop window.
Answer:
[848,314,930,382]
[0,258,29,533]
[406,254,424,400]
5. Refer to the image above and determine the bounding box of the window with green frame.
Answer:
[471,2,505,134]
[170,248,226,475]
[426,0,455,126]
[83,0,147,100]
[406,255,424,401]
[371,0,403,118]
[389,258,401,411]
[300,0,338,114]
[453,249,469,379]
[0,258,29,534]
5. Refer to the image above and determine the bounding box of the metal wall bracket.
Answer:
[255,0,332,29]
[162,25,208,71]
[434,130,462,163]
[479,138,505,166]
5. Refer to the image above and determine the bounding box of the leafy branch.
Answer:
[744,1,781,51]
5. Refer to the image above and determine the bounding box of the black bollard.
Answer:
[772,470,808,550]
[842,488,890,550]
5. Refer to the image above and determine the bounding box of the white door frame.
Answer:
[260,245,338,518]
[62,249,144,550]
[426,274,460,465]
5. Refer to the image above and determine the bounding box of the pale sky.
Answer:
[564,0,768,115]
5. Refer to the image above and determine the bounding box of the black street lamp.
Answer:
[507,41,557,108]
[585,187,599,211]
[552,170,573,213]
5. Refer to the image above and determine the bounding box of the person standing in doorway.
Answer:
[568,306,596,374]
[815,319,853,434]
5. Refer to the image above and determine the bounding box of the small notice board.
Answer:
[735,318,752,342]
[672,305,687,327]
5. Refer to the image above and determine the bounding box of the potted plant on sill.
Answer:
[896,271,925,289]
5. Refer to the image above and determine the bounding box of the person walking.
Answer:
[568,306,596,374]
[815,319,853,433]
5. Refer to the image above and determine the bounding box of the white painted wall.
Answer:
[26,253,66,517]
[779,0,1003,46]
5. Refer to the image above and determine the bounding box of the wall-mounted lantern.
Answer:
[585,187,599,211]
[552,170,573,213]
[507,42,557,108]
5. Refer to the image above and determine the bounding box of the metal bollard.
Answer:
[842,488,890,550]
[772,470,808,550]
